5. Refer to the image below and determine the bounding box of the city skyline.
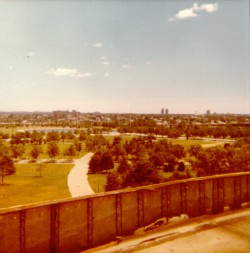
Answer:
[0,1,249,114]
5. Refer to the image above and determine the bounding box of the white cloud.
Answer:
[146,61,152,65]
[8,65,13,70]
[102,61,110,65]
[169,2,218,22]
[199,3,218,13]
[46,68,93,78]
[101,56,107,60]
[103,73,110,77]
[175,8,198,20]
[93,43,102,48]
[122,64,131,68]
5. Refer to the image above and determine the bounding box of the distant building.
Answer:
[165,109,169,115]
[206,110,211,115]
[161,108,164,115]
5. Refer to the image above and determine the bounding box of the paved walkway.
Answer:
[67,152,94,197]
[82,208,250,253]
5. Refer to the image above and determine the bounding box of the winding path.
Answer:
[67,152,94,197]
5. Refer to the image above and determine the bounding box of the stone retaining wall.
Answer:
[1,172,250,253]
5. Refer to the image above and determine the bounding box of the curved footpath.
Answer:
[67,152,94,197]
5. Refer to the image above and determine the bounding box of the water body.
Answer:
[18,128,78,133]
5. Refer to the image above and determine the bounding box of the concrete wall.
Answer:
[0,172,250,253]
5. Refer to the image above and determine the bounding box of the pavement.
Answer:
[82,208,250,253]
[67,152,94,197]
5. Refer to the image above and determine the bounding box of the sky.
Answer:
[0,0,249,114]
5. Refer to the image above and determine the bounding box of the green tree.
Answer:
[105,172,124,191]
[31,130,43,144]
[61,131,66,142]
[30,145,43,160]
[89,151,102,173]
[177,161,185,172]
[46,131,60,142]
[168,128,182,139]
[117,156,130,173]
[100,151,114,172]
[11,144,25,160]
[189,145,202,157]
[64,144,77,160]
[112,136,122,146]
[124,160,161,187]
[112,144,126,161]
[47,141,60,160]
[0,155,15,184]
[66,130,75,140]
[0,140,10,157]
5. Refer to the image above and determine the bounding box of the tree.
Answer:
[150,153,164,168]
[124,160,161,187]
[168,128,182,139]
[105,172,124,191]
[30,130,43,144]
[170,144,185,159]
[89,151,102,173]
[65,131,75,140]
[47,141,60,160]
[112,136,122,146]
[46,131,60,142]
[117,156,131,173]
[30,145,43,160]
[177,161,185,172]
[0,140,9,157]
[78,130,87,141]
[189,145,202,157]
[64,144,77,160]
[61,131,66,142]
[100,151,114,172]
[112,144,126,161]
[11,144,25,160]
[85,135,107,151]
[0,155,15,184]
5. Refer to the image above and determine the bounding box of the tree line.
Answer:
[118,124,250,140]
[87,136,250,191]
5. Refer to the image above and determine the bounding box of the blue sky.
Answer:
[0,1,249,114]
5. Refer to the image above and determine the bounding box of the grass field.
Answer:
[104,135,135,144]
[0,163,73,209]
[87,174,107,193]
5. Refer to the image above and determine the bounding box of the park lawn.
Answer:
[87,174,107,193]
[0,163,73,209]
[166,139,212,149]
[104,135,135,144]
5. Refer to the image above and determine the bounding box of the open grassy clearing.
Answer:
[104,135,135,144]
[104,135,227,149]
[87,174,107,193]
[0,163,73,209]
[166,139,211,148]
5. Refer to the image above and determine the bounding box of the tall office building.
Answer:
[165,109,169,115]
[161,108,164,115]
